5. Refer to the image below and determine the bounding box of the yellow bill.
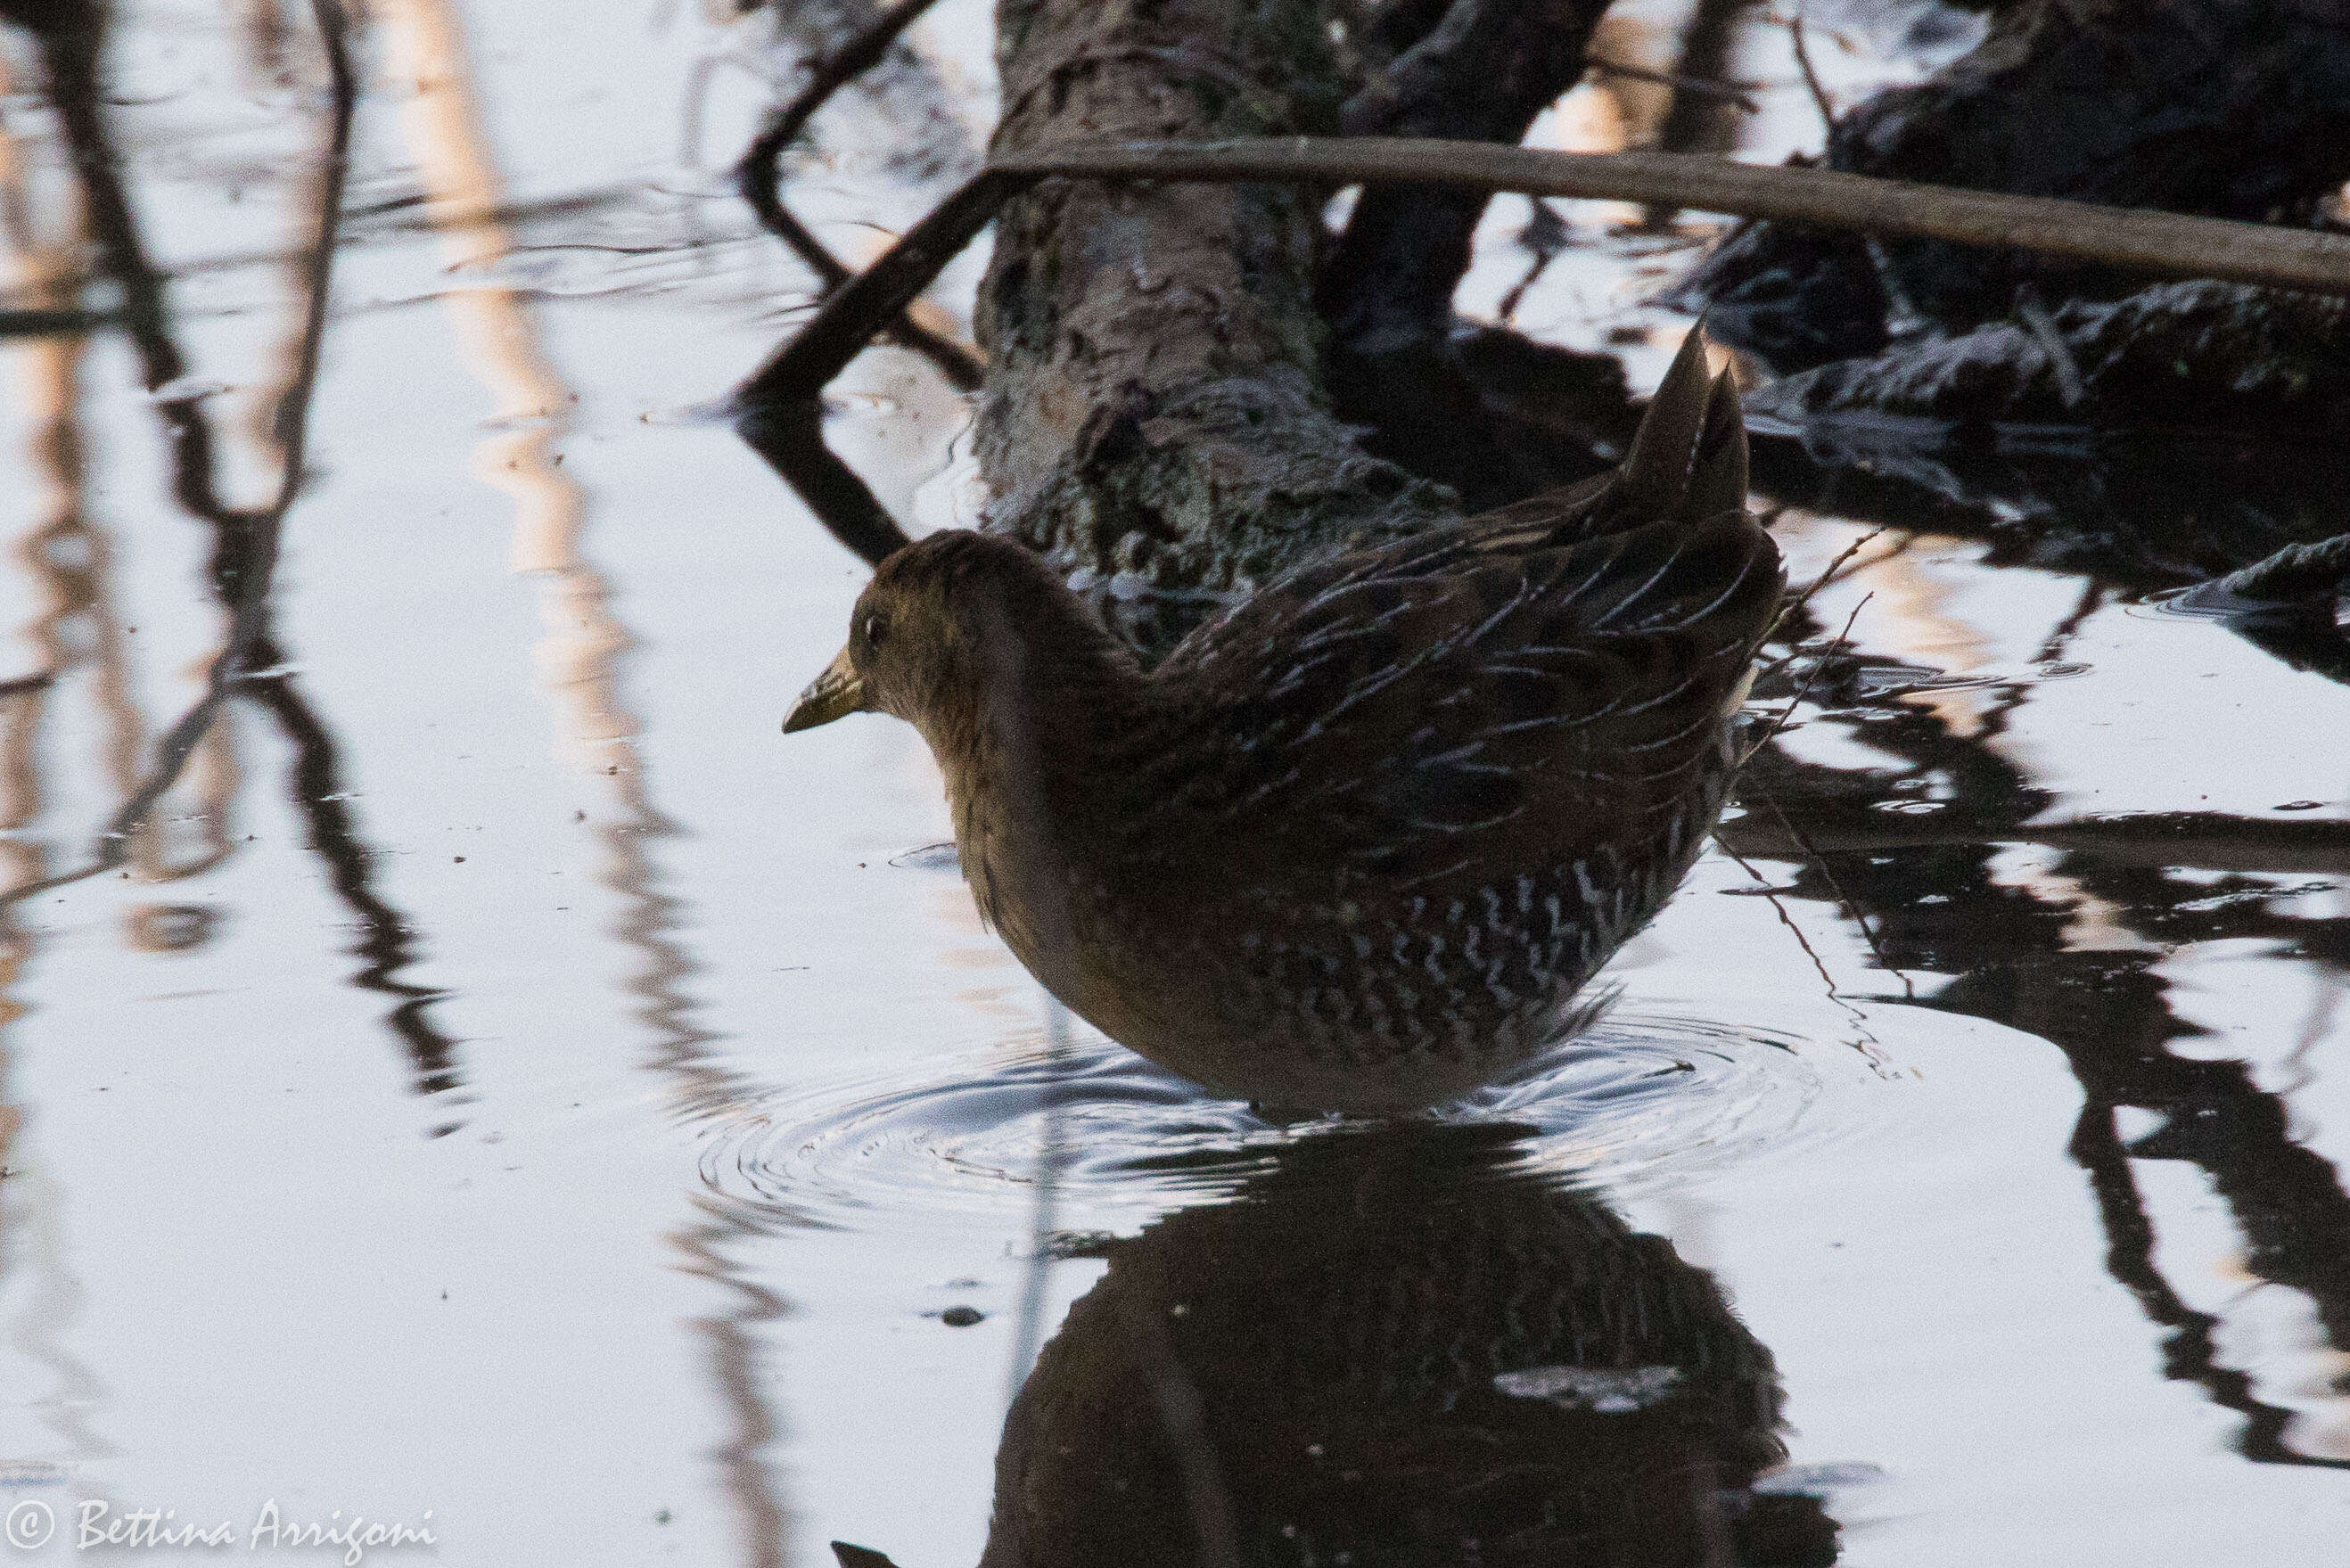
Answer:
[783,645,866,733]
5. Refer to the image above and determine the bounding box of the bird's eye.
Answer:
[860,612,889,648]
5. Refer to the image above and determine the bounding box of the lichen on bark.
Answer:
[974,0,1457,642]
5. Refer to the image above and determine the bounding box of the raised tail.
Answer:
[1538,325,1781,647]
[1611,325,1750,530]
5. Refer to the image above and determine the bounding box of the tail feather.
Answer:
[1615,326,1750,530]
[1615,326,1715,521]
[1459,326,1754,552]
[1684,367,1749,524]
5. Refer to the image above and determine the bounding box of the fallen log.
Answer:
[738,135,2350,599]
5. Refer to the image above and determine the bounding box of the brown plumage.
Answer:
[787,331,1783,1112]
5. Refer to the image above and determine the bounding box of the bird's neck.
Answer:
[922,587,1154,961]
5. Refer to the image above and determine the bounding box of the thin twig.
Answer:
[1864,230,1927,335]
[1762,793,1916,999]
[1588,54,1760,114]
[731,0,982,391]
[1779,14,1935,344]
[1786,10,1834,135]
[1713,834,1835,991]
[2015,282,2087,407]
[1746,591,1869,763]
[1713,833,1886,1050]
[1762,523,1888,652]
[1122,1301,1245,1568]
[1747,523,1893,718]
[1007,998,1072,1408]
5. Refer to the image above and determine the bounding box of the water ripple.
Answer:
[696,1011,1866,1234]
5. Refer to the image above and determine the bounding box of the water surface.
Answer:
[0,1,2343,1564]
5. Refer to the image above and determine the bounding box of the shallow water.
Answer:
[0,1,2344,1564]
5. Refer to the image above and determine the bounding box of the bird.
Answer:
[785,330,1783,1113]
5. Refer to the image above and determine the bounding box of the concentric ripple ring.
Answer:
[696,1010,1870,1234]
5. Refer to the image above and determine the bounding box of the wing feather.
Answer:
[1139,338,1781,899]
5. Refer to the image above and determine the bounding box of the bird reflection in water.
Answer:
[956,1122,1836,1568]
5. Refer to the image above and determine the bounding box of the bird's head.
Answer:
[784,530,1076,736]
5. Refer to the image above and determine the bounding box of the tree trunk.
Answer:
[974,0,1457,650]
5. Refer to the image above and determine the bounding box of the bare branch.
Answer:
[1762,524,1889,652]
[1785,9,1834,135]
[731,0,982,392]
[738,135,2350,561]
[997,139,2350,299]
[1586,55,1759,113]
[730,170,1014,562]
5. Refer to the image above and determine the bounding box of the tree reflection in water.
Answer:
[1726,570,2350,1471]
[0,0,467,1100]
